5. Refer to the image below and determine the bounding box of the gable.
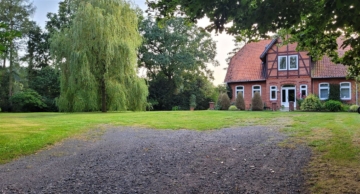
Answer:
[225,37,350,83]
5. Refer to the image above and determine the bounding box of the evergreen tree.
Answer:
[235,92,245,110]
[51,0,148,112]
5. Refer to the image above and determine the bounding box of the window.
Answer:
[340,82,351,100]
[289,55,298,70]
[278,55,298,70]
[252,85,261,97]
[319,83,329,100]
[300,85,307,99]
[270,86,277,100]
[278,56,287,70]
[235,86,244,98]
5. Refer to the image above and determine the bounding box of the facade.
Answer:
[224,38,359,110]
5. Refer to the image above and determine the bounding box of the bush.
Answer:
[324,100,342,112]
[251,92,263,111]
[228,105,238,111]
[349,105,359,112]
[189,94,196,108]
[10,89,47,112]
[217,93,230,110]
[300,94,322,111]
[235,93,245,110]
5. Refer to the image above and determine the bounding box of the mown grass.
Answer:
[0,111,360,193]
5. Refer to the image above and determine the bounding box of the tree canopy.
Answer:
[147,0,360,77]
[51,0,148,112]
[138,17,218,110]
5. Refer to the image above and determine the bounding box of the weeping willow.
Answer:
[51,0,148,112]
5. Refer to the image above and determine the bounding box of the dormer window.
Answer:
[278,55,298,70]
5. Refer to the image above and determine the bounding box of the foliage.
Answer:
[297,98,305,108]
[148,0,360,77]
[300,94,322,111]
[189,94,196,108]
[217,93,230,110]
[28,66,60,111]
[50,0,148,112]
[138,17,218,110]
[235,92,245,110]
[0,23,21,55]
[329,84,341,101]
[10,89,47,112]
[228,105,238,111]
[324,100,342,112]
[251,92,263,111]
[349,105,359,112]
[24,23,51,76]
[0,0,35,97]
[226,84,233,100]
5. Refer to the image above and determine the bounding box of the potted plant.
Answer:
[189,94,196,111]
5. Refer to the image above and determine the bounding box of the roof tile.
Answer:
[224,40,272,82]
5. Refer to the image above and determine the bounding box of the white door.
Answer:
[281,87,296,107]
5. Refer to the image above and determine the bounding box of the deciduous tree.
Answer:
[147,0,360,76]
[138,17,218,110]
[51,0,148,112]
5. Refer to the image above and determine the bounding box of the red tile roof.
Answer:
[311,38,350,78]
[224,39,272,82]
[225,37,350,83]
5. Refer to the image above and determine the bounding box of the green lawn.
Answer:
[0,111,359,193]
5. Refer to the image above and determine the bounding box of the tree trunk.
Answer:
[8,41,13,97]
[2,54,6,68]
[101,78,106,112]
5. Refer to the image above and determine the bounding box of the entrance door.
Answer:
[281,86,296,107]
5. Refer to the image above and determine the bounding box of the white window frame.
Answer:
[278,56,287,70]
[235,85,244,98]
[288,55,299,70]
[319,83,329,100]
[252,85,261,97]
[300,85,307,99]
[340,82,351,100]
[278,55,299,70]
[270,86,277,100]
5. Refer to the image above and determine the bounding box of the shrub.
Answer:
[324,100,342,112]
[228,105,238,111]
[189,94,196,108]
[217,93,230,110]
[251,92,263,111]
[235,93,245,110]
[329,84,341,101]
[349,105,359,112]
[300,94,322,111]
[10,89,47,112]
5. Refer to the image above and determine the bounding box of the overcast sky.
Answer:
[31,0,235,85]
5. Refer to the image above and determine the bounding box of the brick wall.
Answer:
[312,78,359,104]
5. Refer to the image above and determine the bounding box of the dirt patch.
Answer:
[0,126,311,193]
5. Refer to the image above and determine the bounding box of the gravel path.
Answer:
[0,126,311,194]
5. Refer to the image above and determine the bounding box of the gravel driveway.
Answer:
[0,126,311,194]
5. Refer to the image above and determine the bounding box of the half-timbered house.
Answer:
[224,38,359,110]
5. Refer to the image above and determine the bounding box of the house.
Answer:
[224,38,359,110]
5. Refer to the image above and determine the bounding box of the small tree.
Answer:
[189,94,196,109]
[235,92,245,110]
[251,92,263,111]
[217,93,230,110]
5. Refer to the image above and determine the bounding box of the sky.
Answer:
[31,0,236,85]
